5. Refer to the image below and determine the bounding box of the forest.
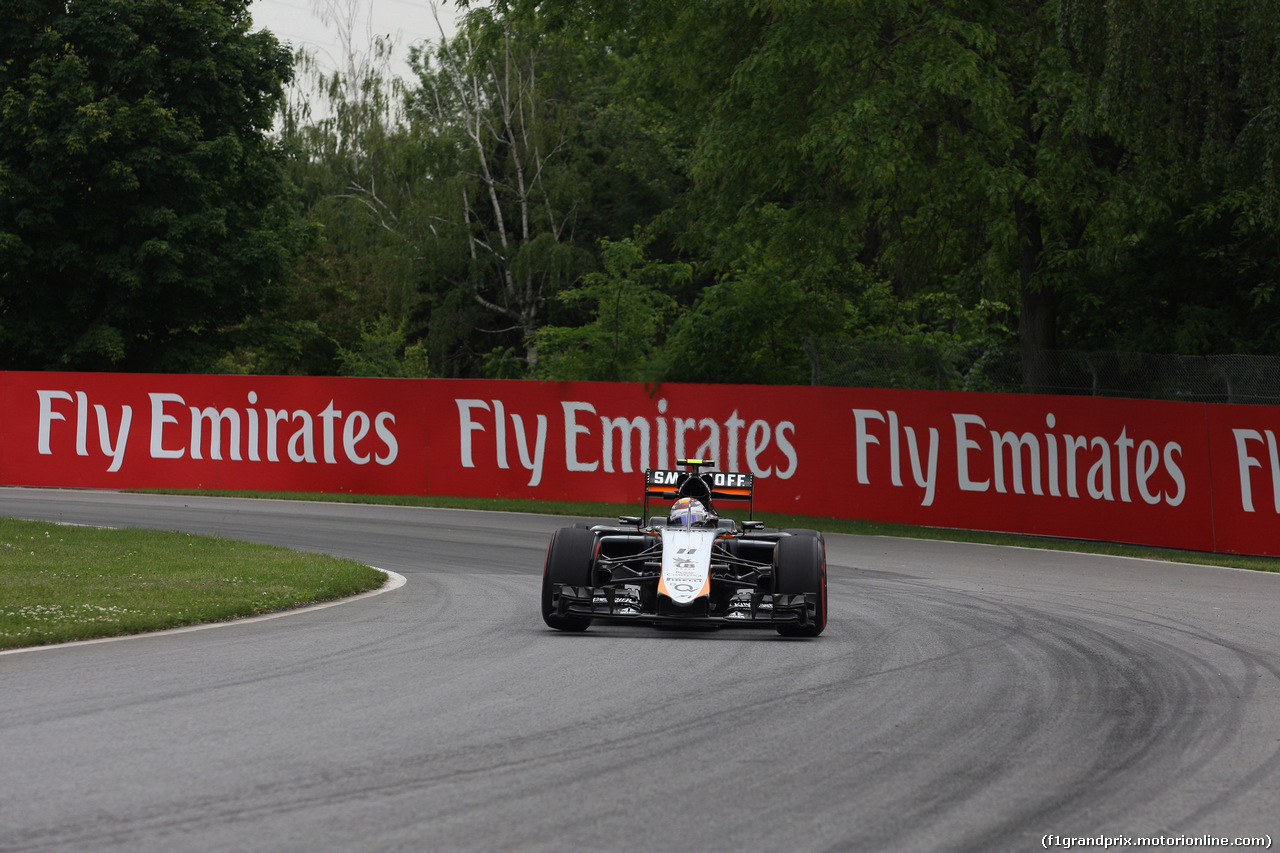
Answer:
[3,0,1279,388]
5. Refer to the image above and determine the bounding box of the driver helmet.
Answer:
[669,497,709,527]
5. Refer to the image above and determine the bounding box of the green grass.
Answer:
[140,488,1280,573]
[0,517,384,651]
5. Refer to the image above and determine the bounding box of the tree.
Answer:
[520,2,1187,388]
[534,235,687,381]
[1059,0,1280,355]
[246,1,684,380]
[336,315,431,377]
[253,0,443,376]
[0,0,300,371]
[670,1,1130,388]
[516,1,1044,382]
[408,6,597,371]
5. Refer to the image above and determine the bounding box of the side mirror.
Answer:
[618,515,643,527]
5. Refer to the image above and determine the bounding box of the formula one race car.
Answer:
[541,459,827,637]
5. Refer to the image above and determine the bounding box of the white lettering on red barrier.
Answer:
[37,390,132,473]
[37,388,398,471]
[853,408,939,505]
[1232,428,1280,512]
[457,399,548,486]
[458,396,797,482]
[11,373,1272,554]
[854,408,1186,508]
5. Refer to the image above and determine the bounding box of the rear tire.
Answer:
[773,533,827,637]
[541,526,597,631]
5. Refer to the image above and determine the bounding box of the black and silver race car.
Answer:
[541,459,827,637]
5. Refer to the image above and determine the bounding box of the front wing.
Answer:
[549,584,822,629]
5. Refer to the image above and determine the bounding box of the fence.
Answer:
[803,338,1280,404]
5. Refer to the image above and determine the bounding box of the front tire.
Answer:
[773,533,827,637]
[541,526,597,631]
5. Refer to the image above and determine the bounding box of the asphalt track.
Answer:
[1,487,1278,853]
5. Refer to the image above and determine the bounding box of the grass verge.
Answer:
[0,517,384,651]
[139,488,1280,574]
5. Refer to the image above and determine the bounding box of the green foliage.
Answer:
[1058,0,1280,355]
[535,237,687,381]
[336,314,430,377]
[8,0,1278,382]
[661,274,815,386]
[0,0,300,371]
[404,9,600,373]
[265,18,436,376]
[275,0,1280,382]
[481,346,527,379]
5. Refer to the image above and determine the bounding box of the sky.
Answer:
[248,0,460,83]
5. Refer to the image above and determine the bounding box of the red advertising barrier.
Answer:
[1205,404,1280,556]
[1,371,1277,556]
[430,382,1216,552]
[0,373,429,495]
